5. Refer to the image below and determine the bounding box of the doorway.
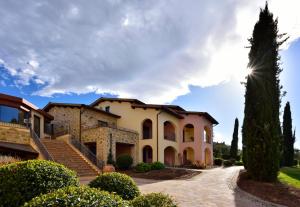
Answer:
[34,115,40,138]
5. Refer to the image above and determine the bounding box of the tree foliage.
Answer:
[230,118,239,159]
[242,3,286,182]
[282,102,295,166]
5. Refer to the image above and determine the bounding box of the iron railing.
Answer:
[30,128,54,161]
[69,137,104,169]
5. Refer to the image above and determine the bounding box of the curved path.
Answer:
[135,166,284,207]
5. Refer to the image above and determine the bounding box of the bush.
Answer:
[131,193,177,207]
[151,161,165,170]
[0,160,79,207]
[89,172,140,200]
[234,161,244,166]
[222,154,231,160]
[293,159,299,166]
[116,154,133,170]
[135,162,152,173]
[24,186,127,207]
[0,155,21,167]
[214,158,223,166]
[223,160,234,167]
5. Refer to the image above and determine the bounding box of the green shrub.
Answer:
[0,160,79,207]
[89,172,140,200]
[223,160,234,167]
[234,161,244,166]
[151,161,165,170]
[131,193,177,207]
[135,162,152,173]
[116,154,133,170]
[293,159,298,166]
[214,158,223,166]
[24,186,128,207]
[222,154,231,160]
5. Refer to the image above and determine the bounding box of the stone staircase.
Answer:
[41,139,99,177]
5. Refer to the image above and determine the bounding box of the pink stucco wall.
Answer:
[179,114,213,166]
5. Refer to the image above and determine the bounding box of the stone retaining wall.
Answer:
[0,122,30,144]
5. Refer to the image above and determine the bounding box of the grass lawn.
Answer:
[278,167,300,188]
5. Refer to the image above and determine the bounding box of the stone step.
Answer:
[41,139,99,177]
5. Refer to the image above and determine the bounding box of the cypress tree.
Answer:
[230,118,239,159]
[242,3,287,182]
[282,102,295,166]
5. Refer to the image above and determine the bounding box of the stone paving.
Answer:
[135,166,285,207]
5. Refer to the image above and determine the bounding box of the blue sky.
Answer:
[0,0,300,148]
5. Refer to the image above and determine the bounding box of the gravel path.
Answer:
[135,166,285,207]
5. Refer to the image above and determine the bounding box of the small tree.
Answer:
[282,102,295,166]
[230,118,239,159]
[107,148,115,165]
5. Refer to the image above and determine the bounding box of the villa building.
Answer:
[0,93,218,175]
[0,93,53,159]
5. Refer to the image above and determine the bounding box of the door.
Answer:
[34,115,40,138]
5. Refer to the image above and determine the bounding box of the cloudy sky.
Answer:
[0,0,299,148]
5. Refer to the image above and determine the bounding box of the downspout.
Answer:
[79,107,82,143]
[156,110,163,162]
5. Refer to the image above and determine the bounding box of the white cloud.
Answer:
[0,0,299,103]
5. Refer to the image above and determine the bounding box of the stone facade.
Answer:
[47,106,118,140]
[0,122,31,144]
[47,106,81,139]
[82,126,138,164]
[81,108,117,130]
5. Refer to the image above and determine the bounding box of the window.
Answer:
[105,106,110,112]
[164,121,176,141]
[142,119,152,139]
[98,120,108,127]
[183,124,194,142]
[0,105,29,125]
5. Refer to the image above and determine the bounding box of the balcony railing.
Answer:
[30,128,54,161]
[69,137,104,170]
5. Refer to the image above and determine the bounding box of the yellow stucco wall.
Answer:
[95,101,181,165]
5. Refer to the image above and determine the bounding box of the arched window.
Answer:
[142,145,153,163]
[183,124,194,142]
[164,121,175,141]
[142,119,152,139]
[204,126,212,144]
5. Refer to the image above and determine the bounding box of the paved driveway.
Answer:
[135,166,283,207]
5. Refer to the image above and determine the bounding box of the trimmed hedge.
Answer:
[135,162,152,173]
[116,154,133,170]
[0,160,79,207]
[214,158,223,166]
[151,161,165,170]
[131,193,177,207]
[89,172,140,200]
[24,186,128,207]
[223,160,234,167]
[234,161,244,166]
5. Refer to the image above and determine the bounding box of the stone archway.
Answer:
[164,146,176,166]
